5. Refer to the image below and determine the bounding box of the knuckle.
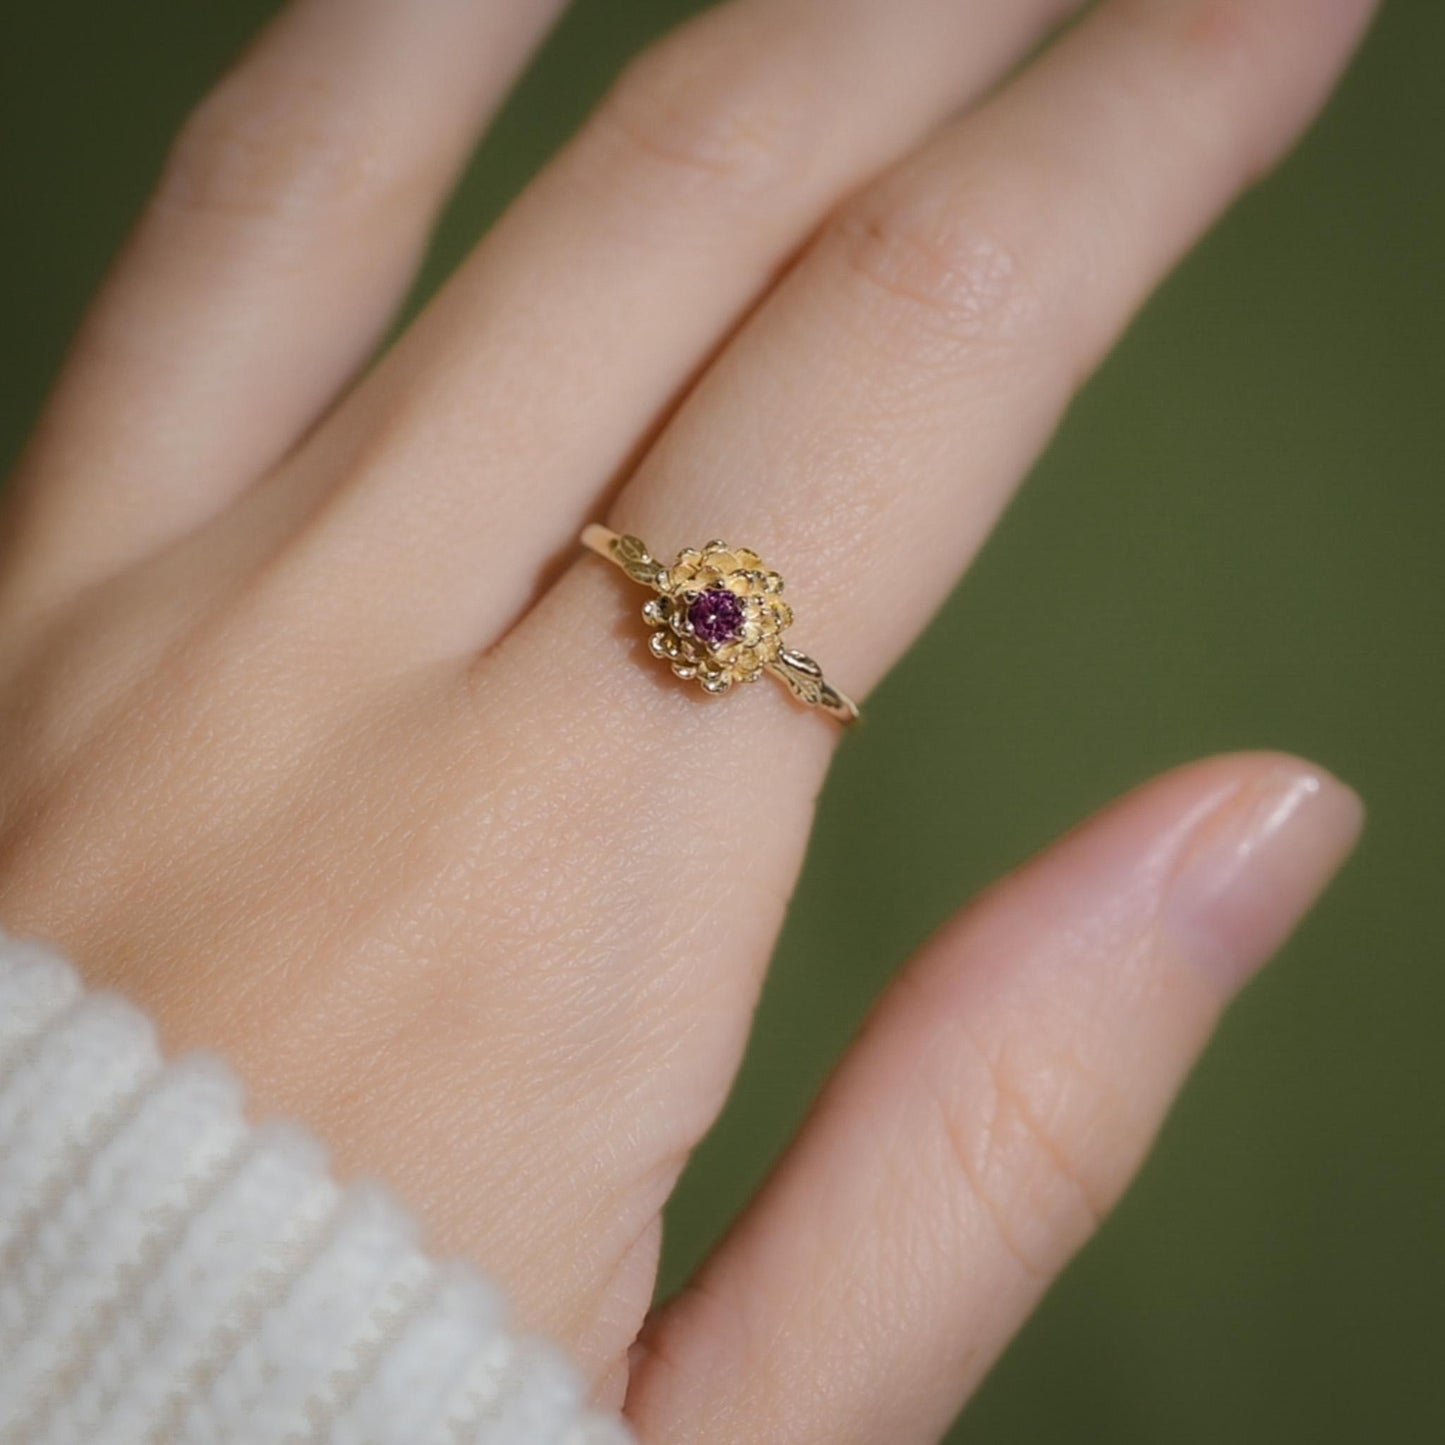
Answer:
[156,58,390,224]
[1166,0,1277,76]
[922,1026,1121,1280]
[826,181,1045,361]
[1167,0,1298,185]
[589,27,801,201]
[1108,0,1287,188]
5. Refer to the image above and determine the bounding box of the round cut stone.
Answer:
[688,588,746,647]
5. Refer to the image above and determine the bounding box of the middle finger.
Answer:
[259,0,1081,665]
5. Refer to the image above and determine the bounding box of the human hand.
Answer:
[0,0,1374,1438]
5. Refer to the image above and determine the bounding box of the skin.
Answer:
[0,0,1376,1438]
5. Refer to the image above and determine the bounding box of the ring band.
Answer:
[581,525,859,725]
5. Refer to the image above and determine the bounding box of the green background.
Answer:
[3,2,1441,1440]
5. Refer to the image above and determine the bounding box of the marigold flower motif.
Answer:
[581,525,857,721]
[641,539,795,695]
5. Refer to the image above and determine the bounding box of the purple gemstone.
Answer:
[688,588,746,647]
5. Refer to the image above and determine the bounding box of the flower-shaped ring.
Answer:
[580,525,859,724]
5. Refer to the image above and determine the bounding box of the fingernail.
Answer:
[1163,763,1364,991]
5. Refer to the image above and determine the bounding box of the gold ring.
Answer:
[581,525,859,725]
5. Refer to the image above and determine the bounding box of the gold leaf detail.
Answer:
[773,648,827,707]
[615,533,664,588]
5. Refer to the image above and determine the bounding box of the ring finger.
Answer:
[556,0,1378,709]
[466,0,1378,1169]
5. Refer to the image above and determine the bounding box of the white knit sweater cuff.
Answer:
[0,931,634,1445]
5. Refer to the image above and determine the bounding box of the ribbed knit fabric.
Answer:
[0,930,634,1445]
